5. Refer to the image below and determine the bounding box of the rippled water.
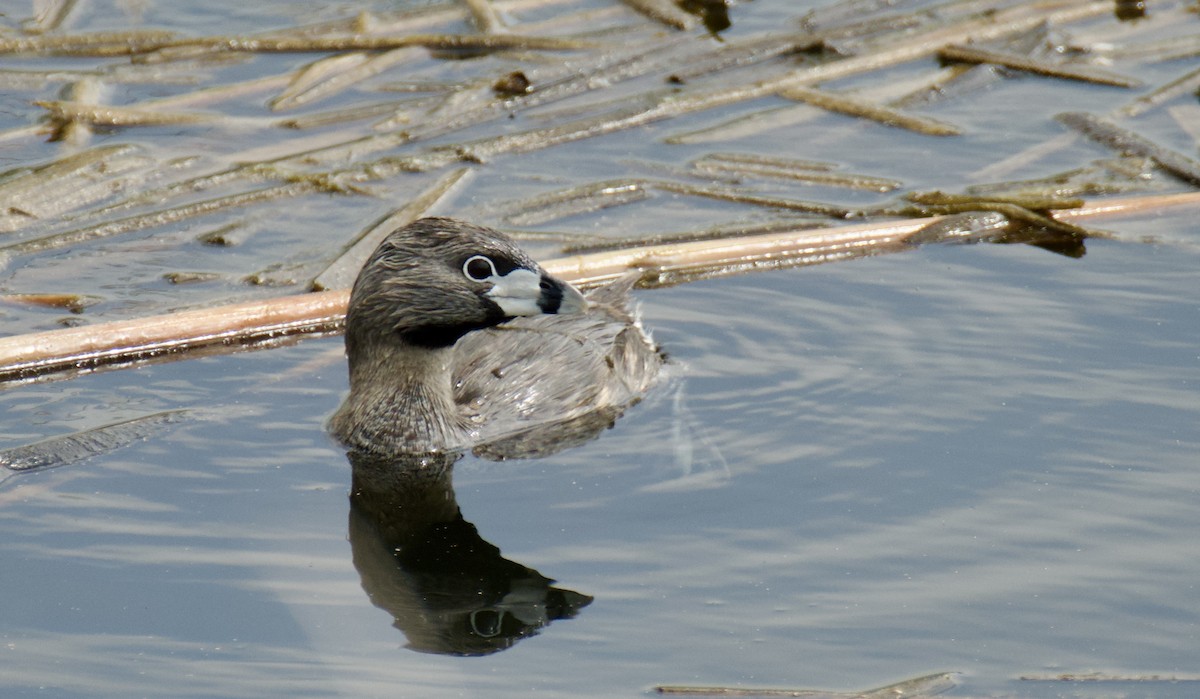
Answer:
[2,0,1200,697]
[4,227,1198,698]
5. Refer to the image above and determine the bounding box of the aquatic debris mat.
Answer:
[0,0,1198,378]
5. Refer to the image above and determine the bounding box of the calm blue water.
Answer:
[2,0,1199,697]
[3,229,1198,698]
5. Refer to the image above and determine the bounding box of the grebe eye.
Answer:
[463,255,497,282]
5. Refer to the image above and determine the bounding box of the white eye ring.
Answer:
[462,255,498,282]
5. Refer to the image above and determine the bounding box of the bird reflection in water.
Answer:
[347,450,593,656]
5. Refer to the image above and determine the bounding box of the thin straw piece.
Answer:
[21,0,81,34]
[463,0,507,33]
[778,85,962,136]
[938,43,1142,88]
[0,410,188,472]
[34,99,222,127]
[135,33,597,63]
[270,47,423,111]
[619,0,698,30]
[406,1,1109,167]
[0,182,318,256]
[0,29,177,54]
[269,52,371,111]
[655,671,958,698]
[1057,111,1200,186]
[1117,65,1200,117]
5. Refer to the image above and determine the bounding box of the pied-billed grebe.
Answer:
[329,217,662,457]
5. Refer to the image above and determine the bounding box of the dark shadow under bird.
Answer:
[328,217,663,458]
[348,450,593,656]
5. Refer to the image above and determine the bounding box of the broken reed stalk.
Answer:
[658,670,960,698]
[0,31,596,58]
[1,191,1199,383]
[937,43,1142,88]
[1056,111,1200,187]
[462,0,506,34]
[619,0,698,30]
[777,85,962,136]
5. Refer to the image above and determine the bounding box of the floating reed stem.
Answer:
[777,85,963,136]
[134,32,597,62]
[0,29,177,55]
[619,0,698,30]
[463,0,507,33]
[0,182,318,256]
[2,191,1199,383]
[654,671,958,697]
[1118,65,1200,117]
[33,99,222,127]
[937,43,1142,88]
[1056,111,1200,187]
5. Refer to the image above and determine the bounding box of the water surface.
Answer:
[1,1,1199,697]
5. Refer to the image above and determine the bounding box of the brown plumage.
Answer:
[329,217,662,458]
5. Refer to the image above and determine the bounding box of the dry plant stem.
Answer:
[508,183,651,225]
[1020,673,1200,682]
[0,182,318,256]
[270,52,372,111]
[937,43,1142,88]
[697,153,838,172]
[696,161,902,191]
[0,145,136,204]
[653,687,839,697]
[34,100,222,127]
[504,178,851,223]
[414,1,1110,166]
[1057,112,1200,187]
[0,145,156,233]
[783,1,1110,86]
[270,47,423,111]
[0,410,188,472]
[404,0,1105,163]
[561,218,831,254]
[655,671,959,698]
[133,33,597,62]
[463,0,506,33]
[652,181,852,217]
[906,191,1084,210]
[140,73,294,111]
[1118,65,1200,117]
[21,0,80,34]
[3,191,1200,383]
[0,29,177,54]
[777,85,963,136]
[0,292,350,382]
[888,21,1056,110]
[619,0,698,30]
[74,0,1089,214]
[1104,33,1200,63]
[276,101,411,130]
[664,33,808,84]
[311,167,474,290]
[361,0,580,33]
[87,34,688,217]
